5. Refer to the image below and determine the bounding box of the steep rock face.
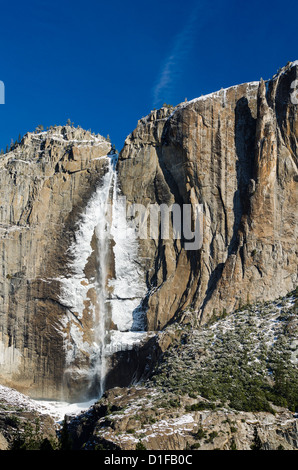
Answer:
[0,126,112,400]
[0,62,297,403]
[117,63,298,329]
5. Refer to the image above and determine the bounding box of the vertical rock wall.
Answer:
[117,63,298,329]
[0,126,112,399]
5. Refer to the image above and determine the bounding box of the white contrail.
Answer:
[152,2,210,107]
[152,5,201,108]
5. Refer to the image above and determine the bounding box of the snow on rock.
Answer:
[0,384,96,422]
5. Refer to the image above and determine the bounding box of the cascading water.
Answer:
[92,154,117,397]
[58,152,148,401]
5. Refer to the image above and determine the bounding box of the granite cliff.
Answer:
[118,61,298,331]
[0,62,297,405]
[0,126,113,399]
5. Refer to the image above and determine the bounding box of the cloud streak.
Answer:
[152,5,201,108]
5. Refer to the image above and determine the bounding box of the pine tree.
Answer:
[59,418,72,450]
[251,427,262,450]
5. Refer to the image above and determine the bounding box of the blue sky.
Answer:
[0,0,297,152]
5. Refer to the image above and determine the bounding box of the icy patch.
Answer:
[183,81,259,105]
[0,385,44,413]
[164,81,260,120]
[58,158,114,319]
[141,413,195,441]
[108,170,147,332]
[31,131,108,147]
[0,384,94,422]
[92,155,109,161]
[33,398,96,422]
[107,331,151,355]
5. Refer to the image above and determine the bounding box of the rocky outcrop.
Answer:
[66,289,298,451]
[0,384,57,449]
[0,290,296,451]
[117,62,298,329]
[67,387,298,451]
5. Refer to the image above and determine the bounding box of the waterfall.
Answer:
[92,154,116,397]
[58,153,148,400]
